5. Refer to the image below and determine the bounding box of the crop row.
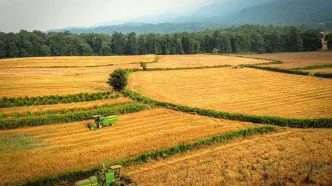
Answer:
[0,92,118,108]
[0,102,148,130]
[19,126,276,186]
[0,103,129,119]
[240,64,310,75]
[252,60,283,65]
[293,64,332,70]
[124,89,332,128]
[313,72,332,78]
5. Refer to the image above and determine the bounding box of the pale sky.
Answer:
[0,0,216,32]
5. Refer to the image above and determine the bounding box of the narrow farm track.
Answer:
[0,108,255,185]
[126,128,332,186]
[129,68,332,118]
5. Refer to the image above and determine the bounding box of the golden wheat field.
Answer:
[0,55,156,68]
[0,108,255,185]
[149,54,267,68]
[126,128,332,186]
[128,68,332,118]
[245,51,332,68]
[0,55,266,97]
[0,97,130,115]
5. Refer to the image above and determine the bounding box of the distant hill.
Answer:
[50,0,332,34]
[49,22,226,34]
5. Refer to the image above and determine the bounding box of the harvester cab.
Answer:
[88,115,118,130]
[75,165,136,186]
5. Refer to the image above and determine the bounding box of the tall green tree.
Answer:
[175,38,184,54]
[39,45,51,56]
[325,33,332,50]
[125,32,138,55]
[286,26,303,52]
[111,32,126,55]
[301,30,323,51]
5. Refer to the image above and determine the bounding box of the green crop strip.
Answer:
[292,64,332,70]
[0,92,119,108]
[18,126,276,186]
[0,102,148,130]
[124,89,332,128]
[1,102,132,119]
[314,72,332,78]
[240,64,310,75]
[251,60,283,65]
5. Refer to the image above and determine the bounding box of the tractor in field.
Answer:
[87,115,118,130]
[75,165,135,186]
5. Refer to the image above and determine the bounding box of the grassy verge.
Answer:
[18,126,276,186]
[313,72,332,78]
[292,64,332,70]
[252,60,283,65]
[240,65,310,76]
[124,89,332,128]
[0,102,148,130]
[0,102,129,119]
[0,92,119,108]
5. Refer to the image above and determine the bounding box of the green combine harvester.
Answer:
[88,115,118,130]
[75,165,135,186]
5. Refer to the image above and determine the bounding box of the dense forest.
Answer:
[0,25,329,58]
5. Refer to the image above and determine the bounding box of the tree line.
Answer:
[0,25,329,58]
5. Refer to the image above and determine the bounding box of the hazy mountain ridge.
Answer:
[49,0,332,34]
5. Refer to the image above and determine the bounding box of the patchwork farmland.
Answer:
[0,53,331,185]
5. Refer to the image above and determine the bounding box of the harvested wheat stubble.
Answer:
[0,108,254,185]
[126,128,332,186]
[0,74,111,97]
[0,97,131,115]
[128,68,332,118]
[0,55,155,68]
[244,51,332,68]
[149,54,268,68]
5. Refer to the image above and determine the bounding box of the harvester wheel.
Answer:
[98,124,103,129]
[120,175,136,185]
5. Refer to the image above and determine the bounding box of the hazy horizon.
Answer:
[0,0,218,32]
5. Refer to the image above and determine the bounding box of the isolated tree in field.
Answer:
[140,62,147,71]
[301,30,323,51]
[107,69,128,91]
